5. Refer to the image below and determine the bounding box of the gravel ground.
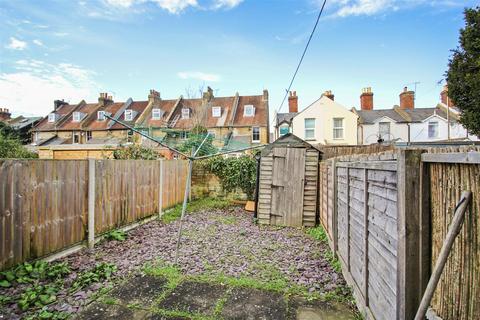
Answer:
[0,206,347,319]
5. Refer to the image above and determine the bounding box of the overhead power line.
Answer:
[272,0,328,122]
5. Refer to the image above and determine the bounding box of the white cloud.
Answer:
[33,39,44,46]
[104,0,136,7]
[178,71,220,82]
[102,0,244,14]
[0,60,100,116]
[6,37,27,50]
[152,0,198,14]
[212,0,243,9]
[326,0,459,18]
[335,0,392,17]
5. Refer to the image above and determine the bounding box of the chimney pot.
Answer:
[360,87,374,110]
[288,90,298,113]
[322,90,334,101]
[399,87,415,109]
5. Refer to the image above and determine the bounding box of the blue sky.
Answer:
[0,0,476,119]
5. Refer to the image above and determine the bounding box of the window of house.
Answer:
[73,132,80,144]
[48,113,56,123]
[333,118,344,139]
[252,127,260,142]
[72,112,82,122]
[379,122,391,141]
[152,108,162,120]
[180,131,189,140]
[212,106,221,118]
[428,121,439,138]
[279,125,289,136]
[86,131,92,141]
[305,118,315,140]
[244,105,255,117]
[181,108,190,119]
[124,110,133,121]
[127,130,134,142]
[97,111,106,121]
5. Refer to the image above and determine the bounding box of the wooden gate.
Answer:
[270,147,306,226]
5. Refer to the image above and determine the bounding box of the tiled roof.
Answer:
[8,116,42,130]
[34,103,77,131]
[111,101,148,129]
[356,109,406,124]
[60,103,99,130]
[276,112,297,126]
[86,102,124,131]
[356,106,452,124]
[143,99,178,127]
[233,95,267,127]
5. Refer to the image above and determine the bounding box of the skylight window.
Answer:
[244,105,255,117]
[72,112,83,122]
[212,106,221,118]
[124,109,133,121]
[181,108,190,119]
[152,108,163,120]
[97,111,106,121]
[48,113,57,123]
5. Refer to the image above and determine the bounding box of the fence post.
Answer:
[88,159,95,249]
[396,150,422,320]
[159,159,164,219]
[346,167,351,272]
[363,168,369,306]
[419,153,431,303]
[332,158,338,252]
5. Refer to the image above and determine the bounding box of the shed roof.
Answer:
[261,133,322,156]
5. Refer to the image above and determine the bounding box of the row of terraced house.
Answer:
[32,88,270,159]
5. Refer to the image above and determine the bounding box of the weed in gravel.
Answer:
[142,262,182,289]
[306,225,342,272]
[161,197,232,223]
[69,263,117,293]
[0,261,70,287]
[104,230,127,242]
[213,215,238,225]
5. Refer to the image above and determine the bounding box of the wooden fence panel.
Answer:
[0,160,88,270]
[0,159,188,271]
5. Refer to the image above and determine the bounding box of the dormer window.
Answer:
[181,108,190,119]
[152,108,163,120]
[244,105,255,117]
[72,112,83,122]
[212,106,221,118]
[48,113,57,123]
[124,109,133,121]
[97,111,106,121]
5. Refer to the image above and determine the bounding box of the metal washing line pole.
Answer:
[104,115,267,265]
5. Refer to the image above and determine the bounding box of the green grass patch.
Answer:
[306,225,342,273]
[161,197,232,223]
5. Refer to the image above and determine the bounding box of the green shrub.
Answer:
[0,125,38,158]
[201,155,257,200]
[113,144,160,160]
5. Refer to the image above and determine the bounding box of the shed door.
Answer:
[270,147,306,227]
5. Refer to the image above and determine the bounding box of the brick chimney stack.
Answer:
[148,89,161,105]
[440,85,454,107]
[360,87,374,110]
[0,108,11,121]
[203,86,214,102]
[322,90,334,101]
[54,99,67,111]
[399,87,414,109]
[262,89,269,102]
[288,91,298,113]
[98,92,113,106]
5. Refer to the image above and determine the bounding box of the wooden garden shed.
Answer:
[256,134,322,227]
